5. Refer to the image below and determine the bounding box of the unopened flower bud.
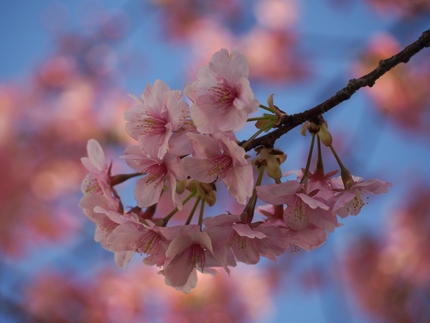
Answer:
[175,179,187,194]
[205,190,217,207]
[186,180,217,206]
[300,121,320,136]
[318,124,333,146]
[253,147,287,180]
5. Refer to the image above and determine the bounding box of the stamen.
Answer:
[187,244,205,269]
[207,155,232,177]
[140,112,167,135]
[137,231,160,254]
[286,200,307,224]
[209,83,238,108]
[143,164,167,185]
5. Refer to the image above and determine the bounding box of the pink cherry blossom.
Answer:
[106,219,169,266]
[185,48,259,134]
[81,139,118,210]
[122,144,187,209]
[125,79,189,159]
[203,213,288,265]
[284,168,339,200]
[332,178,392,218]
[162,225,214,292]
[79,193,134,267]
[183,132,253,204]
[167,120,198,156]
[281,223,328,251]
[256,180,339,232]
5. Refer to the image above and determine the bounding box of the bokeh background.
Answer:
[1,1,430,322]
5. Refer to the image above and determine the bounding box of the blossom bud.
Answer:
[253,147,287,181]
[186,180,217,206]
[318,124,333,146]
[175,179,187,194]
[300,121,320,136]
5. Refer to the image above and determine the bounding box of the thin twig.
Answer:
[242,29,430,151]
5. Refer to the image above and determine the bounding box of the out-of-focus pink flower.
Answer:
[241,27,308,83]
[81,138,119,210]
[354,33,430,133]
[125,80,189,159]
[282,223,327,251]
[107,220,179,267]
[342,187,430,323]
[79,193,134,267]
[152,0,242,40]
[183,132,253,204]
[365,0,430,17]
[185,48,259,134]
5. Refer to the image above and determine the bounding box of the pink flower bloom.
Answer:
[185,48,259,134]
[123,144,187,209]
[281,223,328,251]
[107,219,172,267]
[167,120,198,156]
[285,168,339,200]
[81,139,118,210]
[183,132,253,204]
[332,178,392,217]
[125,80,189,159]
[203,213,288,265]
[162,225,214,292]
[79,193,134,267]
[256,180,339,232]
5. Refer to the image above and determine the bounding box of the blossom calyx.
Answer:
[317,123,333,146]
[253,147,286,180]
[267,94,287,127]
[187,180,217,206]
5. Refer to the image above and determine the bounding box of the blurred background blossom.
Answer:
[1,0,429,322]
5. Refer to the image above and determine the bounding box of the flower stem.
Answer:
[301,133,316,187]
[161,190,197,226]
[314,136,325,176]
[247,116,272,122]
[198,195,206,230]
[185,197,201,225]
[259,104,272,112]
[329,145,354,189]
[243,165,265,223]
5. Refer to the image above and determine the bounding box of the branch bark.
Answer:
[243,29,430,151]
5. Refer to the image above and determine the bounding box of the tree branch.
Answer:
[243,29,430,151]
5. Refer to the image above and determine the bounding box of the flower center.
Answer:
[82,173,101,194]
[349,192,365,212]
[207,155,233,177]
[143,163,167,185]
[209,83,238,108]
[137,230,161,254]
[285,199,308,227]
[187,244,206,269]
[141,112,167,135]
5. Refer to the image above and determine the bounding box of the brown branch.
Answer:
[243,29,430,151]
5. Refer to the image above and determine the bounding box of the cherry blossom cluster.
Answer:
[79,48,391,293]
